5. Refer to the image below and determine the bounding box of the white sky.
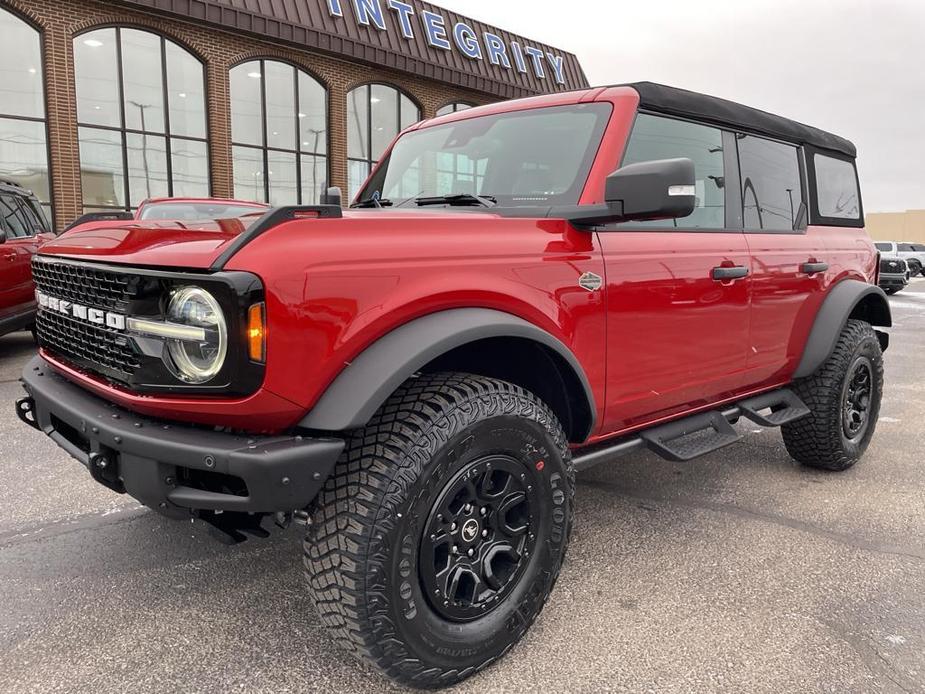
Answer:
[439,0,925,212]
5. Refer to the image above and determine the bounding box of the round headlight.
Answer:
[166,287,227,384]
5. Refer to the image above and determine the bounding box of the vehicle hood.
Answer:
[39,208,507,269]
[38,218,257,269]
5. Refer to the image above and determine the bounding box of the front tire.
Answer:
[783,319,883,471]
[303,373,574,688]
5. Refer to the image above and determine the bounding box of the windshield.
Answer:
[359,103,612,207]
[139,202,266,221]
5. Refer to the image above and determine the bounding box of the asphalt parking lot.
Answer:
[1,281,923,694]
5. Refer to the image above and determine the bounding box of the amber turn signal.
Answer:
[247,302,266,363]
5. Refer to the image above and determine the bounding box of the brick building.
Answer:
[0,0,587,229]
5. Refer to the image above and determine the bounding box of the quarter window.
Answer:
[230,60,328,205]
[620,114,725,229]
[813,154,860,221]
[0,9,52,219]
[74,28,209,212]
[738,135,803,231]
[347,84,420,199]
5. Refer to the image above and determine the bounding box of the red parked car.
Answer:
[0,179,54,338]
[63,197,268,231]
[16,83,889,688]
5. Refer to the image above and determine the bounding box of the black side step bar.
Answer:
[573,388,808,472]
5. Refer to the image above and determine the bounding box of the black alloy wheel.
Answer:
[420,454,539,622]
[841,357,873,442]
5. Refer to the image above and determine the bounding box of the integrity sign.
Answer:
[325,0,568,84]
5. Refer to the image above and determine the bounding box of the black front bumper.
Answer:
[18,356,344,518]
[879,275,908,289]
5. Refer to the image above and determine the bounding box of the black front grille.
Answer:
[36,309,141,381]
[880,258,906,273]
[32,257,144,384]
[32,256,134,312]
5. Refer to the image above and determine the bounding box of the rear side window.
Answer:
[813,154,861,221]
[620,114,726,229]
[16,197,47,234]
[898,243,915,252]
[737,135,803,231]
[0,194,31,237]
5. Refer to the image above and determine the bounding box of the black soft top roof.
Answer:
[627,82,856,158]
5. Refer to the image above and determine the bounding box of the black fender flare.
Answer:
[794,279,892,379]
[299,308,596,437]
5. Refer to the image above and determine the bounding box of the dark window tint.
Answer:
[813,154,860,220]
[913,245,925,252]
[898,243,915,252]
[738,135,803,231]
[621,114,725,229]
[16,196,46,233]
[0,194,31,237]
[874,242,892,252]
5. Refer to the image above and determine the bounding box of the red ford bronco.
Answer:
[16,83,890,688]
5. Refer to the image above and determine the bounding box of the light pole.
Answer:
[307,127,324,203]
[129,101,152,199]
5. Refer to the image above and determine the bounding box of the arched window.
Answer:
[74,28,208,212]
[0,8,51,217]
[436,102,474,117]
[347,84,420,198]
[230,60,327,205]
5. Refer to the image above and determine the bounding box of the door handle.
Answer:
[801,261,828,275]
[711,265,749,281]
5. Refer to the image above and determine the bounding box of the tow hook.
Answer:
[15,397,39,430]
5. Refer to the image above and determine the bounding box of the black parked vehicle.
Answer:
[878,256,909,295]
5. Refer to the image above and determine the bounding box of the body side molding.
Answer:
[299,308,596,438]
[794,279,891,379]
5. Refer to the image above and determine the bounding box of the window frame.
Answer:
[73,26,210,211]
[229,58,330,205]
[0,6,54,222]
[347,82,421,196]
[435,101,475,117]
[805,146,864,228]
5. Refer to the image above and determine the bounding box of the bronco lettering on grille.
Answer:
[36,290,126,330]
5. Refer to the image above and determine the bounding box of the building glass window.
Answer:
[436,102,474,117]
[230,60,328,206]
[74,28,209,212]
[347,84,420,199]
[0,8,51,217]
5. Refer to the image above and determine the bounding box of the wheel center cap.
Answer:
[461,518,480,543]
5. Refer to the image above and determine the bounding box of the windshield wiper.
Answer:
[351,195,393,209]
[415,193,497,208]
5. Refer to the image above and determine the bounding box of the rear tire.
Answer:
[303,373,574,688]
[783,319,883,471]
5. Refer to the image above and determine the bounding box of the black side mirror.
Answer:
[0,230,6,244]
[321,186,342,207]
[561,157,696,228]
